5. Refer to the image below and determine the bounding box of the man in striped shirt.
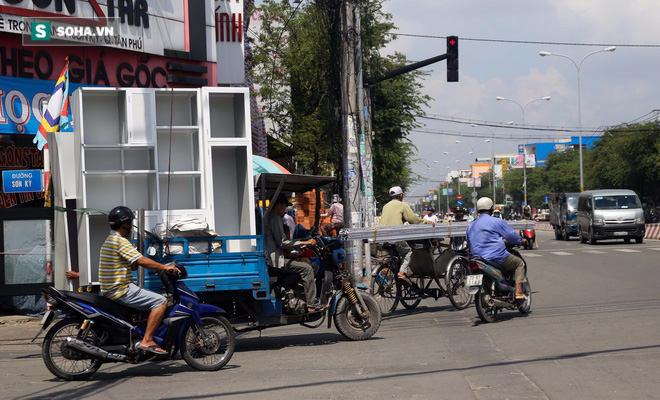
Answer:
[100,206,180,355]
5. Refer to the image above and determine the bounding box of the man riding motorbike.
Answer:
[100,206,181,355]
[265,193,324,313]
[466,197,528,299]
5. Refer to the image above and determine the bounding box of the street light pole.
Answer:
[470,125,496,202]
[496,96,551,207]
[455,138,490,209]
[539,46,616,192]
[443,151,473,199]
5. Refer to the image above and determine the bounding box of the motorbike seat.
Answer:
[63,290,135,319]
[474,257,504,271]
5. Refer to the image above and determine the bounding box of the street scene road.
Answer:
[2,231,660,400]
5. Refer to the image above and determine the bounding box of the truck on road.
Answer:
[548,192,580,240]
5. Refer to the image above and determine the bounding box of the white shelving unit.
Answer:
[56,87,255,283]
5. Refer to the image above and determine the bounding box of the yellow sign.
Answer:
[501,159,506,177]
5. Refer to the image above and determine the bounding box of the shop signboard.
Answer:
[215,0,245,84]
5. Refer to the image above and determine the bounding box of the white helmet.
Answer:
[476,197,494,212]
[331,194,341,203]
[389,186,404,197]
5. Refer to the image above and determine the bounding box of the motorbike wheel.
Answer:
[370,264,399,316]
[334,293,382,341]
[447,258,472,310]
[398,277,423,309]
[589,227,597,245]
[42,318,102,381]
[579,226,587,243]
[518,280,532,314]
[181,315,235,371]
[475,286,498,323]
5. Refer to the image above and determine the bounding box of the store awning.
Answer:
[252,155,291,175]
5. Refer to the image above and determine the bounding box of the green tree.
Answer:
[251,0,430,208]
[371,53,430,209]
[586,122,660,198]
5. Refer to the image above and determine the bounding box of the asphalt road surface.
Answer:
[2,231,660,399]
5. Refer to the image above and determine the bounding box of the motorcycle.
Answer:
[519,228,536,250]
[269,234,381,341]
[34,264,235,380]
[466,242,532,323]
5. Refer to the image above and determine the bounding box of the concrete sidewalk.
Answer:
[0,314,40,326]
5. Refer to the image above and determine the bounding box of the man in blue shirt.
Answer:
[467,197,528,299]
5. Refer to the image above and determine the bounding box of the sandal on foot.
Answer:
[136,342,167,355]
[307,305,326,313]
[397,274,413,287]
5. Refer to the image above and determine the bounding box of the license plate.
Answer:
[466,274,483,287]
[614,231,627,236]
[40,310,52,326]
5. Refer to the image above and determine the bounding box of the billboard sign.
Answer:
[512,155,536,168]
[215,0,245,84]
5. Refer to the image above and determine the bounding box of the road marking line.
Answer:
[551,251,574,256]
[584,250,606,254]
[649,248,660,251]
[523,253,543,257]
[613,249,641,253]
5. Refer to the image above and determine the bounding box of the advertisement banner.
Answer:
[511,154,536,168]
[0,75,90,136]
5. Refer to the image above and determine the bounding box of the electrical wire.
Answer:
[390,34,660,48]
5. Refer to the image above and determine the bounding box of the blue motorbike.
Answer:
[466,242,532,323]
[35,264,235,380]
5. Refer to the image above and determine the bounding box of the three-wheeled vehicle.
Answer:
[142,173,381,341]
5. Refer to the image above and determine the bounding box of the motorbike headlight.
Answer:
[635,217,645,224]
[592,219,605,226]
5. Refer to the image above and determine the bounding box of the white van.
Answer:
[577,189,645,244]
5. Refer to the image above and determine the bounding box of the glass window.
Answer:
[593,195,641,210]
[4,220,50,285]
[567,196,579,210]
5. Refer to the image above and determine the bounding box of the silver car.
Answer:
[577,189,645,244]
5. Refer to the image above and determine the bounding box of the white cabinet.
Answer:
[57,87,254,283]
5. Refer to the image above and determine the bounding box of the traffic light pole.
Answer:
[365,36,458,87]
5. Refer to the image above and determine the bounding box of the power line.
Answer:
[419,108,660,134]
[391,34,660,48]
[420,115,600,133]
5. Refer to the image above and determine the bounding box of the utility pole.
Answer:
[341,0,363,282]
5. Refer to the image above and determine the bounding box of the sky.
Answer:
[378,0,660,198]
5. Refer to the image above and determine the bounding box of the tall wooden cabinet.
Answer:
[54,87,254,283]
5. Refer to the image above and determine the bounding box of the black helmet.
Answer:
[108,206,134,230]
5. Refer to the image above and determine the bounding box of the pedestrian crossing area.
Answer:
[521,245,660,258]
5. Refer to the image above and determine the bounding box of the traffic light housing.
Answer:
[447,36,458,82]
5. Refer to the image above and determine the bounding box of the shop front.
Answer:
[0,0,217,312]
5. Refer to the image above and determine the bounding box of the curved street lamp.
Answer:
[539,46,616,191]
[495,96,551,206]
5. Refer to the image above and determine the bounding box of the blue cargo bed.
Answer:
[142,235,271,300]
